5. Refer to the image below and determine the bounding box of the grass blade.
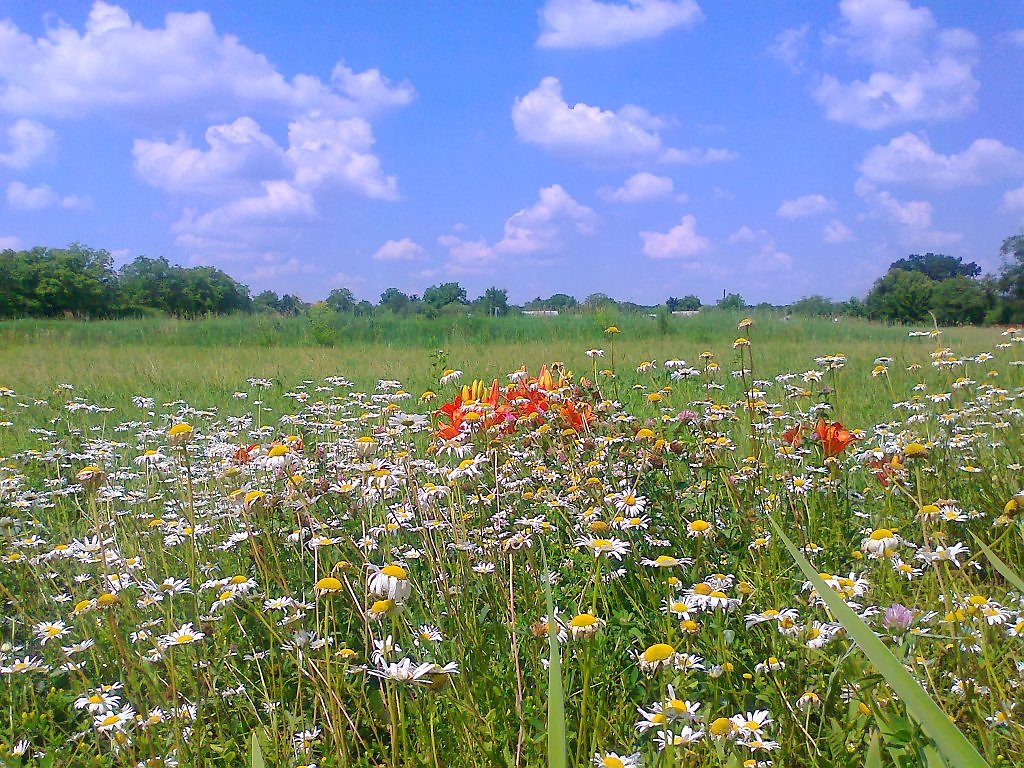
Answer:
[866,729,882,768]
[768,518,989,768]
[250,730,265,768]
[539,542,567,768]
[970,533,1024,593]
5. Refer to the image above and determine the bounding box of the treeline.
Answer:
[786,236,1024,325]
[0,245,250,318]
[3,233,1024,324]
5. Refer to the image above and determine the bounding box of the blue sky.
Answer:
[1,1,1022,305]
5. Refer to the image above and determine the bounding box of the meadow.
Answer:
[0,311,1022,767]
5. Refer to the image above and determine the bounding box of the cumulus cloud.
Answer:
[0,119,54,168]
[173,180,317,254]
[373,238,425,261]
[1003,185,1024,214]
[855,177,959,246]
[859,132,1024,189]
[0,235,22,249]
[724,226,792,272]
[0,2,414,120]
[537,0,703,49]
[769,24,810,73]
[598,171,674,202]
[496,184,598,254]
[132,117,286,196]
[810,0,979,129]
[440,185,598,272]
[6,181,87,210]
[438,235,496,273]
[512,77,733,164]
[823,219,854,243]
[137,113,398,259]
[640,214,711,259]
[776,193,835,219]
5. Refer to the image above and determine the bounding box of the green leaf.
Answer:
[768,517,989,768]
[250,730,265,768]
[540,542,567,768]
[866,730,883,768]
[970,533,1024,593]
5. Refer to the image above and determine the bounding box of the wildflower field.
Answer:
[1,314,1023,768]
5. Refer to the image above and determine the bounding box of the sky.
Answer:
[1,0,1023,305]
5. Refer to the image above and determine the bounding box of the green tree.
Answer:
[889,252,981,281]
[325,287,356,313]
[790,295,836,317]
[930,276,993,325]
[865,269,934,322]
[379,287,412,314]
[476,287,509,316]
[422,282,467,309]
[717,292,744,310]
[252,290,282,313]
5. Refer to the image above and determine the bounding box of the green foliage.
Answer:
[717,292,744,309]
[422,281,467,309]
[930,276,993,325]
[790,294,838,317]
[306,302,340,346]
[770,520,989,768]
[890,252,981,281]
[865,269,935,322]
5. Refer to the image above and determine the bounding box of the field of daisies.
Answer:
[1,319,1023,768]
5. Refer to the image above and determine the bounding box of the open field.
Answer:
[1,314,1023,767]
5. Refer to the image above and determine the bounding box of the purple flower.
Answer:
[882,604,914,632]
[676,410,698,423]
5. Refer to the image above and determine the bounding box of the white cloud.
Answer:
[373,238,425,261]
[723,226,792,272]
[726,226,762,244]
[776,193,835,219]
[438,235,496,272]
[173,180,317,253]
[823,219,854,243]
[769,24,809,73]
[286,115,398,200]
[1005,29,1024,46]
[495,184,598,254]
[812,0,979,129]
[132,117,286,196]
[0,235,22,249]
[1003,185,1024,213]
[855,178,960,246]
[537,0,703,49]
[855,179,931,228]
[598,171,674,202]
[6,181,87,210]
[859,132,1024,189]
[0,2,414,120]
[0,119,54,168]
[640,214,711,259]
[136,114,398,259]
[512,77,733,164]
[439,185,598,272]
[748,248,792,273]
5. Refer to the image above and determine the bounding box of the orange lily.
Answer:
[815,418,856,457]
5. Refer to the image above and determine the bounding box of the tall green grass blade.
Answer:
[250,730,265,768]
[539,542,567,768]
[768,518,989,768]
[866,729,882,768]
[970,533,1024,593]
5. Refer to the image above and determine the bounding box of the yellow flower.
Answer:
[604,326,620,334]
[314,577,344,594]
[167,423,194,445]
